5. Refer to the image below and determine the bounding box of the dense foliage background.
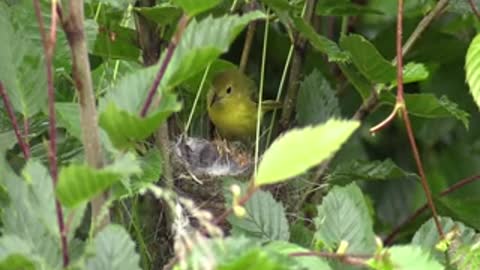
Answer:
[1,0,480,269]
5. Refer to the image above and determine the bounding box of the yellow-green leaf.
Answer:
[255,119,360,186]
[466,34,480,110]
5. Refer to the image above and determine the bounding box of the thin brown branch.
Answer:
[289,251,370,266]
[279,0,316,131]
[33,0,68,266]
[384,174,480,245]
[60,0,108,232]
[0,82,30,159]
[140,15,189,117]
[468,0,480,20]
[239,1,258,73]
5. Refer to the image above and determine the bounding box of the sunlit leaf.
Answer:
[314,183,376,254]
[255,119,359,186]
[466,33,480,110]
[0,236,36,270]
[340,34,396,83]
[398,62,430,85]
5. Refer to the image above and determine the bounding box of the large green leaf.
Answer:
[0,4,47,117]
[255,119,359,186]
[326,159,419,186]
[466,33,480,110]
[380,93,470,128]
[160,11,265,91]
[368,245,442,270]
[292,16,348,62]
[133,4,182,25]
[56,153,141,208]
[296,69,340,126]
[314,183,375,254]
[86,225,141,270]
[412,217,478,264]
[436,197,480,231]
[171,0,221,16]
[2,161,63,269]
[228,189,290,242]
[340,34,396,83]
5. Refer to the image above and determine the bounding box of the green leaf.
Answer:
[0,236,36,270]
[326,159,419,186]
[380,93,470,128]
[266,241,332,270]
[56,153,141,208]
[296,69,340,126]
[86,225,141,270]
[0,4,47,117]
[316,1,383,16]
[412,217,477,264]
[92,25,140,62]
[56,102,82,140]
[228,189,290,242]
[466,33,480,110]
[399,62,430,85]
[2,161,64,268]
[291,16,348,62]
[99,94,181,148]
[338,62,373,100]
[172,0,221,16]
[436,197,480,231]
[255,119,359,186]
[340,34,396,83]
[133,4,182,25]
[314,183,375,253]
[0,131,17,152]
[289,222,314,248]
[161,11,265,91]
[368,245,442,270]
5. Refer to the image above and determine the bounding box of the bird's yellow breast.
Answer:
[208,97,258,141]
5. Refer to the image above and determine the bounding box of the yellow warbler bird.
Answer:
[207,69,280,141]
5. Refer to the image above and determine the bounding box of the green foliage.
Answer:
[0,4,46,117]
[381,93,470,128]
[133,4,182,25]
[466,34,480,110]
[0,236,36,270]
[368,245,443,270]
[340,34,396,83]
[292,16,348,62]
[56,153,141,208]
[171,0,221,16]
[86,225,141,270]
[326,159,419,186]
[296,69,340,126]
[228,189,290,242]
[316,0,383,16]
[255,119,359,186]
[399,62,430,85]
[412,217,478,264]
[266,242,331,270]
[314,183,376,254]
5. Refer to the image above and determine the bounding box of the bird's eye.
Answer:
[226,86,232,94]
